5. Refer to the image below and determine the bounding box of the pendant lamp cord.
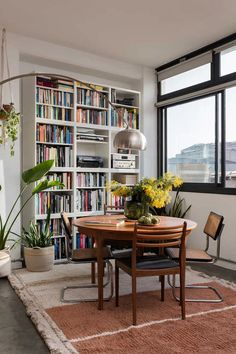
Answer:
[0,28,13,108]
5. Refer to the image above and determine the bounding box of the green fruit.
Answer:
[151,216,160,224]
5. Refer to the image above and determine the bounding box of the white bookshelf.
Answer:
[22,75,141,262]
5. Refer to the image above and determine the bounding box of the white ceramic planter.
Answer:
[24,246,54,272]
[0,250,11,277]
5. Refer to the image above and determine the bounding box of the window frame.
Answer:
[156,32,236,195]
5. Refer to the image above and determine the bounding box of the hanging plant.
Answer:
[0,28,20,156]
[0,103,20,156]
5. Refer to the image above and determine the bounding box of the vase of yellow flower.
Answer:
[107,173,183,220]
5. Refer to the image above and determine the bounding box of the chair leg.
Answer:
[91,263,96,284]
[179,271,185,320]
[160,275,165,302]
[61,260,113,303]
[168,274,224,303]
[115,262,119,307]
[132,274,137,325]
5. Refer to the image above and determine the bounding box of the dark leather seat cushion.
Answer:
[72,246,112,262]
[166,247,213,262]
[118,255,179,270]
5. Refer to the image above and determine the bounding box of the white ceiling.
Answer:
[1,0,236,68]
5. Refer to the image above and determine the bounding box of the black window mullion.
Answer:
[215,93,219,185]
[221,91,226,187]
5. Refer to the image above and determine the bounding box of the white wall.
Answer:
[0,31,157,260]
[182,191,236,263]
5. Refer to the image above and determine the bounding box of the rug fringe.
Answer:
[8,273,78,354]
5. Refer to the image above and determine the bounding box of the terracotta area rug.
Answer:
[8,264,236,354]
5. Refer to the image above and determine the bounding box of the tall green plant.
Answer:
[0,160,64,250]
[165,189,191,218]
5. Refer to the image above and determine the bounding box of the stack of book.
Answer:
[76,232,93,249]
[36,124,73,144]
[76,109,107,125]
[52,107,72,121]
[36,192,72,215]
[77,88,107,107]
[36,145,73,167]
[53,91,73,107]
[76,189,105,212]
[36,105,50,119]
[77,172,105,187]
[37,76,54,88]
[52,79,74,91]
[53,238,67,260]
[111,108,138,129]
[36,87,51,104]
[45,172,72,189]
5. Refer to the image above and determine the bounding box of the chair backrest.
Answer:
[203,212,224,240]
[61,212,73,258]
[132,222,187,268]
[104,204,124,215]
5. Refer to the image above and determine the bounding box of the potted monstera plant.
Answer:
[0,160,63,277]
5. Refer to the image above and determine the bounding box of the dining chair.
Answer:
[166,211,224,303]
[60,212,114,303]
[115,222,187,325]
[104,204,132,259]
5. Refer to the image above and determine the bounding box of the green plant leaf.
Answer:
[32,180,63,195]
[22,160,54,184]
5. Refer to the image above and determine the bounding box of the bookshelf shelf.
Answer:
[76,104,108,111]
[22,75,141,262]
[36,102,74,109]
[112,102,139,109]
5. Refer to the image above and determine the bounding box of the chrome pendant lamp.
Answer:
[113,126,147,150]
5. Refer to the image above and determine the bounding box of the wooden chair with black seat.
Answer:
[104,204,132,259]
[166,211,224,303]
[60,212,114,303]
[115,221,187,325]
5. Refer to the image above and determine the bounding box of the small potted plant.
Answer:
[0,159,63,277]
[22,208,54,272]
[0,103,20,156]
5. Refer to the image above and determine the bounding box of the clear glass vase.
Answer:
[124,200,149,220]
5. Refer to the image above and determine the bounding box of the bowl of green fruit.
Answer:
[138,213,160,226]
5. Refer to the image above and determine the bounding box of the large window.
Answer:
[167,96,215,183]
[156,32,236,194]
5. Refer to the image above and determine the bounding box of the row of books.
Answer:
[76,232,93,249]
[37,77,73,91]
[36,87,51,104]
[52,107,72,121]
[36,104,51,119]
[77,82,108,92]
[76,109,108,126]
[110,195,125,208]
[53,91,73,107]
[111,109,139,129]
[77,172,106,188]
[77,89,107,108]
[52,237,67,260]
[36,145,73,167]
[37,218,63,236]
[36,124,73,144]
[45,172,72,190]
[36,192,72,215]
[76,189,105,212]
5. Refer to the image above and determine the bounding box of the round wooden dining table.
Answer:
[73,214,197,310]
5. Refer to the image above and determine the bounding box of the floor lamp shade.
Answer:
[113,128,147,150]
